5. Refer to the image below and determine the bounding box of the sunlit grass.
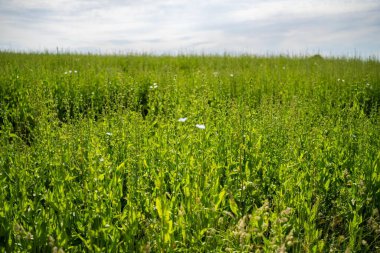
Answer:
[0,52,380,252]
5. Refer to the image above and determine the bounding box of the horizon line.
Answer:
[1,48,379,61]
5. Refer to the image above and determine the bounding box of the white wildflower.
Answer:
[150,83,158,89]
[196,124,205,129]
[178,117,187,122]
[106,132,112,136]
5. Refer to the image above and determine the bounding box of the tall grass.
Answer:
[0,52,380,252]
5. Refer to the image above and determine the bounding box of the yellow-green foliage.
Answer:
[0,52,380,252]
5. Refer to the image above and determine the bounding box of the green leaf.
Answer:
[116,161,125,172]
[98,173,105,181]
[324,179,330,191]
[156,197,163,219]
[215,188,226,211]
[229,195,239,216]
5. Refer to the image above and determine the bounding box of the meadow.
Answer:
[0,52,379,252]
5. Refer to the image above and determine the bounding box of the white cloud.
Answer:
[0,0,379,57]
[228,0,379,22]
[6,0,102,12]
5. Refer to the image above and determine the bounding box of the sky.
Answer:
[0,0,379,57]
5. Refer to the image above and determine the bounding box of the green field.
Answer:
[0,52,380,252]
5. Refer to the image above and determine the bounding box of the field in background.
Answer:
[0,52,380,252]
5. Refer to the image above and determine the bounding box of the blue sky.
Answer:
[0,0,379,57]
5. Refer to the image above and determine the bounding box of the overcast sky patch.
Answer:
[0,0,379,57]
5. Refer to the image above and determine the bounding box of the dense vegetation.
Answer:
[0,52,379,252]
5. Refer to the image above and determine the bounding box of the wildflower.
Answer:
[48,235,55,247]
[106,132,112,136]
[150,83,158,89]
[99,158,104,162]
[281,207,293,216]
[277,217,288,223]
[178,117,187,122]
[64,70,77,75]
[230,73,234,77]
[25,232,34,240]
[196,124,205,129]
